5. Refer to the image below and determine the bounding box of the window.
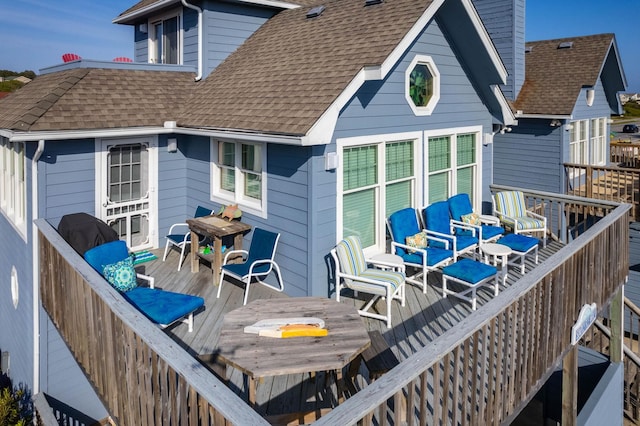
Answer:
[150,13,180,64]
[212,140,265,215]
[570,117,607,165]
[405,55,440,115]
[340,138,417,252]
[425,130,479,205]
[0,137,26,234]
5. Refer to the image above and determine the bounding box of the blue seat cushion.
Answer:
[442,258,497,284]
[498,234,539,253]
[123,287,204,326]
[480,224,505,240]
[402,247,453,267]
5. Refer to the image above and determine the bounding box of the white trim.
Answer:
[516,114,573,120]
[210,138,268,218]
[405,55,440,116]
[492,85,517,126]
[336,131,423,255]
[0,138,27,238]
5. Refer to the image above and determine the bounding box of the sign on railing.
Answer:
[571,303,598,345]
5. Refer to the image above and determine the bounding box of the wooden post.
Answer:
[561,345,578,426]
[610,286,624,363]
[585,165,593,199]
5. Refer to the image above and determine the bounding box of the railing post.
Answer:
[585,166,593,199]
[610,286,624,363]
[562,345,578,426]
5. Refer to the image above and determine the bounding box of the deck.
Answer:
[145,239,563,419]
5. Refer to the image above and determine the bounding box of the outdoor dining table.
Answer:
[185,214,252,286]
[215,297,371,407]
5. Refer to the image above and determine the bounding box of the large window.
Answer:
[212,140,265,215]
[570,117,607,165]
[425,131,478,204]
[0,137,26,234]
[340,138,417,251]
[150,13,180,64]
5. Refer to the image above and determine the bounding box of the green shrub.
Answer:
[0,373,33,426]
[624,101,640,117]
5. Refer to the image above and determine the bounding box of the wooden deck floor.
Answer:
[138,240,564,420]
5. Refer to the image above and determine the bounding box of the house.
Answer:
[0,0,628,422]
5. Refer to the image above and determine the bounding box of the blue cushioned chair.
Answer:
[386,207,454,293]
[441,258,498,310]
[85,240,204,332]
[421,201,479,260]
[217,228,285,305]
[331,236,405,328]
[162,206,213,271]
[493,191,547,247]
[447,193,504,245]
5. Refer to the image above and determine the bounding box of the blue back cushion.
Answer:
[195,206,212,218]
[388,208,420,256]
[246,228,279,272]
[448,194,473,221]
[84,240,129,273]
[424,201,451,235]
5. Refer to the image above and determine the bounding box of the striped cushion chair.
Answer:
[331,236,406,328]
[493,191,547,247]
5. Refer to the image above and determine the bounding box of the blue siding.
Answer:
[493,119,564,193]
[134,25,148,63]
[472,0,525,101]
[578,362,623,426]
[0,144,34,391]
[572,80,612,121]
[201,1,274,78]
[183,8,199,68]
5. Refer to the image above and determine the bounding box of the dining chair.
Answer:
[162,206,212,271]
[216,227,285,305]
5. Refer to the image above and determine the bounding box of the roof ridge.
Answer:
[13,68,91,131]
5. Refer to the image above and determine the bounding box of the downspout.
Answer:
[32,139,45,396]
[181,0,203,81]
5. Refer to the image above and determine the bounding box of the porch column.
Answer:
[561,345,578,426]
[609,286,624,363]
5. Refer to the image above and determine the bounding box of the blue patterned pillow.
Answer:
[102,256,137,292]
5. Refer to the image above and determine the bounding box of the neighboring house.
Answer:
[0,0,626,421]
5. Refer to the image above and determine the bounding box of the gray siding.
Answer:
[201,1,274,78]
[472,0,525,101]
[493,119,564,194]
[134,25,148,63]
[578,361,623,426]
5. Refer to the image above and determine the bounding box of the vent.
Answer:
[558,41,574,49]
[365,0,384,5]
[306,5,325,18]
[525,45,533,53]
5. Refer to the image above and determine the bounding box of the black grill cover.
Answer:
[58,213,120,255]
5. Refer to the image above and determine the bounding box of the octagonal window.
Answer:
[405,55,440,116]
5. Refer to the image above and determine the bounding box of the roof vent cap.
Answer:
[306,5,325,18]
[365,0,384,6]
[558,41,574,49]
[525,46,533,53]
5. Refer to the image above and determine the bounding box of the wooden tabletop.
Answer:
[186,215,251,238]
[216,297,371,379]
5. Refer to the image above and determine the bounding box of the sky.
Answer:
[0,0,639,92]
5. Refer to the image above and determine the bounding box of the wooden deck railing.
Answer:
[611,141,640,168]
[564,162,640,221]
[314,187,629,425]
[36,187,629,425]
[36,218,270,426]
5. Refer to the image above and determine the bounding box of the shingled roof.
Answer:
[0,68,195,131]
[514,33,615,116]
[179,0,435,136]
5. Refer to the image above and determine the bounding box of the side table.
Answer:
[371,253,405,273]
[478,214,501,226]
[481,242,512,285]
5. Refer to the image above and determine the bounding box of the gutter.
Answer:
[32,139,45,396]
[181,0,203,81]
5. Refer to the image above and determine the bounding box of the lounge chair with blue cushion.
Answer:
[85,240,204,332]
[493,190,547,247]
[447,193,504,245]
[162,206,213,271]
[331,236,406,328]
[386,207,454,293]
[421,201,479,260]
[217,227,285,305]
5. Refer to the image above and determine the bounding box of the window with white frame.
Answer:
[425,130,479,205]
[149,12,180,64]
[340,139,417,251]
[211,140,265,214]
[0,137,26,233]
[405,55,440,116]
[570,118,607,165]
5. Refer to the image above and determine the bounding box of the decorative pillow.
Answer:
[102,256,137,292]
[461,212,480,226]
[406,231,428,253]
